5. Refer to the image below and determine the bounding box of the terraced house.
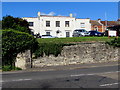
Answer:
[23,12,119,37]
[23,12,91,38]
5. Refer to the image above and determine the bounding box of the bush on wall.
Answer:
[2,29,38,68]
[106,37,120,47]
[34,43,76,58]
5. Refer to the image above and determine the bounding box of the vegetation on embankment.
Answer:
[37,37,115,44]
[34,37,116,58]
[106,37,120,47]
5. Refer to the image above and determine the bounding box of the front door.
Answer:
[66,32,70,37]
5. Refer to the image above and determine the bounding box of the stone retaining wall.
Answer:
[15,50,31,69]
[33,42,120,67]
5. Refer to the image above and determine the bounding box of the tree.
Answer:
[2,15,31,34]
[2,29,38,69]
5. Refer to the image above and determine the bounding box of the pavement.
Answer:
[2,61,119,74]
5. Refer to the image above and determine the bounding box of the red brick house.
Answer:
[90,19,120,33]
[90,19,104,32]
[101,20,119,31]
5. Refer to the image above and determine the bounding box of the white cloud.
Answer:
[41,12,56,16]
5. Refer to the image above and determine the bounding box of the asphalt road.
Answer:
[2,63,120,89]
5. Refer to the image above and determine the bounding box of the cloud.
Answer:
[41,12,56,16]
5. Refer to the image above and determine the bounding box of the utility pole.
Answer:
[105,12,109,38]
[105,12,107,31]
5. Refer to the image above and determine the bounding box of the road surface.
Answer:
[1,62,120,89]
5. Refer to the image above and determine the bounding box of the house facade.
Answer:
[90,19,104,32]
[101,20,119,31]
[23,12,91,38]
[90,19,120,33]
[23,12,119,37]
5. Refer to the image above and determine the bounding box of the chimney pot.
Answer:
[70,13,73,17]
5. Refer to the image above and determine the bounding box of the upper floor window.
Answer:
[80,23,85,28]
[29,22,34,26]
[56,21,60,27]
[65,21,69,27]
[46,21,50,27]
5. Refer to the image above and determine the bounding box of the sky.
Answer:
[1,2,119,21]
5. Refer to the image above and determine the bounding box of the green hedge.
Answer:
[34,43,75,58]
[2,29,38,67]
[106,37,120,47]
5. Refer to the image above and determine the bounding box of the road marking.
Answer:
[100,83,118,87]
[12,79,32,82]
[2,79,32,82]
[70,71,120,77]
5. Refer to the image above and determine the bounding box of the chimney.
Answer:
[38,12,41,17]
[97,18,101,23]
[117,18,120,25]
[38,12,40,20]
[70,13,73,17]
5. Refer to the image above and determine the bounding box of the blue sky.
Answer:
[2,2,118,21]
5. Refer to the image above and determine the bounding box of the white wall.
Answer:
[75,19,91,31]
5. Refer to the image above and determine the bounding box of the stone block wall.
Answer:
[15,50,31,69]
[33,42,119,67]
[15,42,120,69]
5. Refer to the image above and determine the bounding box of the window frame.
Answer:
[65,21,69,27]
[29,22,34,26]
[80,23,85,28]
[56,21,60,27]
[46,21,50,27]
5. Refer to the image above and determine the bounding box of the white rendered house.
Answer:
[23,12,91,38]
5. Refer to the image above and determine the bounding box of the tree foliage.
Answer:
[2,29,38,66]
[2,15,31,34]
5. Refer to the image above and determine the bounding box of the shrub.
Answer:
[106,37,120,47]
[2,29,38,67]
[2,65,22,71]
[34,43,76,58]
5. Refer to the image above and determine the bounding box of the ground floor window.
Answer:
[94,27,98,31]
[46,32,50,35]
[66,32,70,37]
